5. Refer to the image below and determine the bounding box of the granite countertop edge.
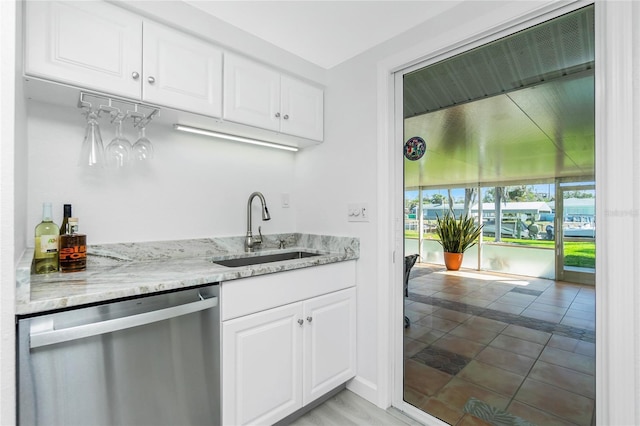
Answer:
[16,233,359,316]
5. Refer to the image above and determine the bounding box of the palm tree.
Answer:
[494,187,506,242]
[463,188,477,217]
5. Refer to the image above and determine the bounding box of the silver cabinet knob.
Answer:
[131,71,140,80]
[275,112,281,118]
[148,76,156,84]
[297,319,304,326]
[306,316,312,323]
[283,114,289,120]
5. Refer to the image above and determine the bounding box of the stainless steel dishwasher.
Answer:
[17,284,220,426]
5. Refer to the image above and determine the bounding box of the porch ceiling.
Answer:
[404,71,595,188]
[403,5,595,189]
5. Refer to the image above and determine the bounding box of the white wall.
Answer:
[295,56,380,397]
[296,0,567,404]
[0,0,22,423]
[26,100,297,244]
[13,1,27,262]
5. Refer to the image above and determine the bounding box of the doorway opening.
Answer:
[556,181,595,285]
[401,5,595,425]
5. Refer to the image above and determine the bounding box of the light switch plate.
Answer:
[348,203,369,222]
[281,193,290,208]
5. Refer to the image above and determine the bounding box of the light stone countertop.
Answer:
[16,233,359,316]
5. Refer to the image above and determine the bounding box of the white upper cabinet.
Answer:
[25,1,142,99]
[224,53,324,141]
[280,75,324,141]
[142,21,223,117]
[25,1,223,117]
[25,1,322,145]
[223,54,281,132]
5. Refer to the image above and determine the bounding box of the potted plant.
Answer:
[435,212,483,270]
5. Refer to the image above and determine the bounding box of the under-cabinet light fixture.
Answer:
[173,124,299,152]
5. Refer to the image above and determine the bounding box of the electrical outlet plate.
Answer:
[348,203,369,222]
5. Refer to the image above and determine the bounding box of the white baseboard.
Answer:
[345,375,381,408]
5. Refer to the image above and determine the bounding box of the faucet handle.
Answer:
[278,237,286,249]
[257,226,263,243]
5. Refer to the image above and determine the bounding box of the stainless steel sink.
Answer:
[212,251,321,268]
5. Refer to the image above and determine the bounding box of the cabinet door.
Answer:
[303,287,356,404]
[142,21,223,116]
[223,54,281,131]
[222,303,303,426]
[25,1,142,99]
[281,76,324,141]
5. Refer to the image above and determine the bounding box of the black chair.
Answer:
[404,254,419,328]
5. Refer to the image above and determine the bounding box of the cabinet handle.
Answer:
[131,71,140,80]
[275,112,281,118]
[30,296,218,349]
[306,316,312,323]
[148,76,156,84]
[283,114,289,120]
[297,319,304,326]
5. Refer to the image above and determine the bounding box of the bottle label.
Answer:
[39,235,59,253]
[59,234,87,272]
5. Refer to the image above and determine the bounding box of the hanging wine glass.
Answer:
[78,111,105,168]
[105,116,132,169]
[132,126,154,161]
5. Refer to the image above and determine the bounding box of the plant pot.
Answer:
[443,252,463,271]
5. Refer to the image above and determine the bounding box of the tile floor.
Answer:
[404,264,595,426]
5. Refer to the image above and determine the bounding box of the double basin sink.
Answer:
[212,251,321,268]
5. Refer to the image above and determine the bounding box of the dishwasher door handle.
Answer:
[30,295,218,349]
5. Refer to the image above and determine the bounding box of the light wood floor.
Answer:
[287,390,422,426]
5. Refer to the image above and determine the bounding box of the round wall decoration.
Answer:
[404,136,426,161]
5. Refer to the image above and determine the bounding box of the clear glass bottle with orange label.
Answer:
[59,215,86,273]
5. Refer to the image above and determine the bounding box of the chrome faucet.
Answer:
[245,192,271,252]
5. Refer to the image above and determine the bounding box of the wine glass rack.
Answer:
[77,92,160,128]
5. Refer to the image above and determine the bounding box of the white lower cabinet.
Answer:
[222,287,356,426]
[222,302,302,426]
[303,288,357,404]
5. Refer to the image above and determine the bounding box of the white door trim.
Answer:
[594,2,640,424]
